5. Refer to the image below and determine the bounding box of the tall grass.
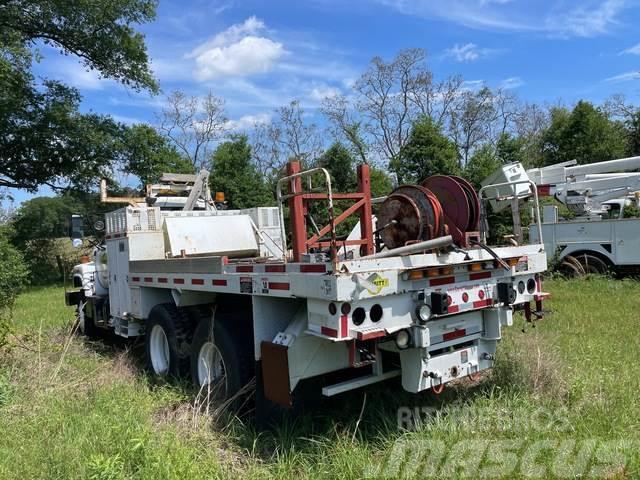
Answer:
[0,279,638,479]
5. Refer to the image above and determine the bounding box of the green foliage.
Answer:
[623,203,640,219]
[391,117,460,183]
[120,124,194,187]
[369,167,393,198]
[210,135,273,209]
[622,109,640,156]
[464,144,501,188]
[0,0,157,192]
[0,229,28,347]
[318,143,357,192]
[0,231,28,312]
[542,101,628,166]
[9,195,101,283]
[0,0,158,92]
[11,196,81,245]
[496,133,525,165]
[0,73,124,191]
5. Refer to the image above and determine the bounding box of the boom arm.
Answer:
[484,156,640,217]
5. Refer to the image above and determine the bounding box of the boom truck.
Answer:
[65,162,548,415]
[483,155,640,276]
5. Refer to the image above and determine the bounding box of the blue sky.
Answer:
[10,0,640,205]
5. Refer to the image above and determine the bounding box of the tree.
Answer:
[464,144,501,188]
[0,0,158,92]
[448,86,499,167]
[391,117,460,184]
[496,133,524,165]
[120,124,194,187]
[209,136,272,209]
[352,49,462,163]
[370,167,393,198]
[321,94,370,164]
[249,100,321,179]
[0,228,28,321]
[542,101,628,166]
[0,0,158,191]
[10,195,82,245]
[602,94,640,157]
[0,77,125,191]
[159,90,228,170]
[317,143,357,192]
[276,100,321,166]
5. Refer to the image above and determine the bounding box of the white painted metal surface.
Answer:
[163,215,259,258]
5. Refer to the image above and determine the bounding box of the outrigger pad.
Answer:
[260,341,292,408]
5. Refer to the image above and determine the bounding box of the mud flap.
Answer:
[260,341,292,408]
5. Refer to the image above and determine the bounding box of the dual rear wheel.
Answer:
[144,304,253,403]
[560,253,610,278]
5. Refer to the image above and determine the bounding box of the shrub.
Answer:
[0,231,29,347]
[0,232,28,313]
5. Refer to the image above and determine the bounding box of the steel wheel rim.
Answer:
[197,341,227,395]
[149,324,170,375]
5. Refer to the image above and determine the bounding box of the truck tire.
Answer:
[77,303,99,339]
[190,312,254,404]
[145,304,191,378]
[577,253,609,275]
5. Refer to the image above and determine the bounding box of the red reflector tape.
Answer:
[340,315,348,338]
[448,305,460,314]
[173,278,185,284]
[300,264,327,273]
[430,276,456,287]
[268,282,290,291]
[131,277,140,282]
[356,330,386,341]
[212,279,227,286]
[469,271,491,281]
[158,278,168,283]
[191,278,204,285]
[144,277,153,283]
[443,329,467,342]
[265,265,286,273]
[473,299,493,308]
[321,326,338,337]
[236,265,253,273]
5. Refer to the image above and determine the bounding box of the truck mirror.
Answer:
[70,214,84,248]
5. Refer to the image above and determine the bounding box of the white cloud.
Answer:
[500,76,525,89]
[605,71,640,82]
[226,112,272,131]
[546,0,625,38]
[309,84,341,102]
[375,0,628,37]
[443,43,495,62]
[187,16,285,81]
[620,43,640,55]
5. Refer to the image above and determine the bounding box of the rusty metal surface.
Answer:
[378,186,445,249]
[377,193,422,249]
[422,176,471,235]
[450,175,480,230]
[260,341,292,408]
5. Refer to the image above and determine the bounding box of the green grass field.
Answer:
[0,279,638,479]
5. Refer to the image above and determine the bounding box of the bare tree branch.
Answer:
[158,90,228,169]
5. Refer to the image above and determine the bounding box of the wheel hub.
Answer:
[197,341,227,397]
[149,324,170,375]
